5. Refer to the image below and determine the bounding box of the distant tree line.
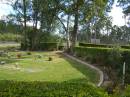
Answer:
[2,0,130,50]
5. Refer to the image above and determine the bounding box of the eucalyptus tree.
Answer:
[71,0,114,50]
[31,0,62,50]
[9,0,32,49]
[53,0,74,50]
[33,0,60,33]
[55,0,112,52]
[4,0,114,50]
[117,0,130,25]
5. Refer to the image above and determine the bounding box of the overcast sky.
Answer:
[0,0,125,26]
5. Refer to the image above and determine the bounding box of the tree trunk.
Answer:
[23,0,27,30]
[71,1,79,53]
[21,0,27,50]
[57,15,71,51]
[66,15,71,50]
[32,10,38,50]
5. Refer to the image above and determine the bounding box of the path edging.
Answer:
[63,53,104,87]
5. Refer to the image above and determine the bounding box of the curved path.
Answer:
[63,53,104,87]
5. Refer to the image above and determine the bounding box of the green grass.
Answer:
[0,51,99,84]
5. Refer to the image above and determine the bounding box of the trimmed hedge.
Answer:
[0,80,109,97]
[73,47,111,65]
[79,43,130,49]
[0,33,21,42]
[73,46,130,83]
[0,80,129,97]
[0,46,19,51]
[38,42,58,51]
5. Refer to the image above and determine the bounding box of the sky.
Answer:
[109,0,125,26]
[0,0,126,27]
[0,3,14,20]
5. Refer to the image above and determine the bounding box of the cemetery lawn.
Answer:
[0,51,99,84]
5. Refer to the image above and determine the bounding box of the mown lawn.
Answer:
[0,51,99,84]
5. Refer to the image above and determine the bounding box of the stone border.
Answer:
[63,53,104,87]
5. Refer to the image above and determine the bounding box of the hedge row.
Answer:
[34,42,64,51]
[79,43,130,49]
[1,42,63,51]
[73,46,130,83]
[73,47,113,65]
[73,46,130,66]
[0,80,129,97]
[0,33,21,42]
[0,46,20,51]
[38,42,58,51]
[0,80,109,97]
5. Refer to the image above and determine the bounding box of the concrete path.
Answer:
[63,53,104,87]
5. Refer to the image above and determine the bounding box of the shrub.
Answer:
[38,42,58,51]
[73,46,110,64]
[0,80,109,97]
[17,53,22,59]
[58,45,64,50]
[123,85,130,97]
[0,33,21,42]
[0,46,19,51]
[79,43,112,48]
[121,45,130,49]
[73,46,130,83]
[27,52,32,55]
[112,85,130,97]
[48,57,52,61]
[106,46,122,69]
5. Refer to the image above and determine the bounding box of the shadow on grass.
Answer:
[56,52,99,84]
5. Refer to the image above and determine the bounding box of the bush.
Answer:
[48,57,52,61]
[123,85,130,97]
[79,43,130,49]
[58,45,64,50]
[73,46,130,83]
[73,46,110,65]
[16,53,22,59]
[27,52,32,55]
[0,46,19,51]
[79,43,112,48]
[38,42,58,51]
[112,85,130,97]
[0,33,21,42]
[0,80,109,97]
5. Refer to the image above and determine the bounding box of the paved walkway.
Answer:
[63,53,104,87]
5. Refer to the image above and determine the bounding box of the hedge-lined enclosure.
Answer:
[73,46,130,84]
[0,80,109,97]
[79,43,130,49]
